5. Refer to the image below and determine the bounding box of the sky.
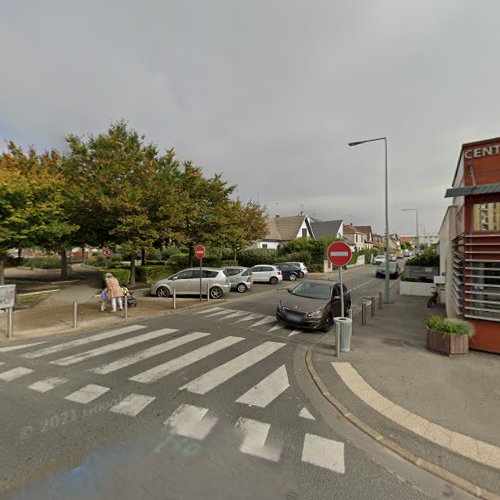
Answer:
[2,0,500,237]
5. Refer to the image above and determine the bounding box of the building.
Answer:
[342,224,368,250]
[356,226,374,249]
[254,215,314,249]
[441,136,500,354]
[310,220,343,240]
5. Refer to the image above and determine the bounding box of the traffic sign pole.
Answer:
[327,241,352,319]
[199,257,202,302]
[195,245,205,302]
[339,266,344,318]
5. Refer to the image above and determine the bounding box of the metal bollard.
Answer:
[7,308,13,338]
[124,295,128,320]
[173,288,176,309]
[73,301,78,329]
[361,302,367,326]
[378,291,383,309]
[207,283,210,302]
[371,296,376,316]
[335,320,341,358]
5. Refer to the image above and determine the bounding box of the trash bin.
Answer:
[335,317,353,352]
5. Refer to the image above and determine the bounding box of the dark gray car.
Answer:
[276,280,351,332]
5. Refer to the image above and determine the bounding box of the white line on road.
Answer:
[130,336,244,384]
[23,325,146,359]
[236,365,289,408]
[0,367,33,381]
[204,309,233,318]
[180,341,285,395]
[92,332,210,375]
[109,393,155,417]
[236,417,281,462]
[234,313,264,324]
[195,307,223,315]
[219,310,248,320]
[0,341,48,353]
[29,377,68,393]
[65,384,110,404]
[302,433,345,474]
[51,328,177,366]
[299,407,315,420]
[250,316,277,328]
[164,404,218,440]
[267,322,286,332]
[288,331,302,337]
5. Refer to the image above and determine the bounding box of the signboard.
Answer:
[0,285,16,310]
[195,245,205,260]
[327,242,352,267]
[101,248,113,257]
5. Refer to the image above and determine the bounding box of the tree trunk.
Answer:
[141,248,146,266]
[188,245,194,267]
[0,254,5,285]
[60,248,68,280]
[17,248,22,260]
[130,256,136,286]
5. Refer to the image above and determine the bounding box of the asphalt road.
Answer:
[0,264,473,499]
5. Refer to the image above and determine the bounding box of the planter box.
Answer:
[400,281,432,297]
[426,328,469,356]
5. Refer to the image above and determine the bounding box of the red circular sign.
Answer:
[195,245,205,259]
[327,241,352,266]
[101,248,113,257]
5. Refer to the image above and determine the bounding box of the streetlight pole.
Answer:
[402,208,419,255]
[348,137,390,303]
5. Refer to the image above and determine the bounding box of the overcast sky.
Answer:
[2,0,500,237]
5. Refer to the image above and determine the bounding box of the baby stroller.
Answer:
[121,284,137,308]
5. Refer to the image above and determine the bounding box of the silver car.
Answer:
[249,264,283,285]
[151,267,231,299]
[223,267,253,293]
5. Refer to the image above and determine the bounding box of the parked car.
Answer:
[280,262,308,277]
[403,250,412,257]
[249,265,283,285]
[276,280,351,332]
[223,267,253,293]
[151,268,231,299]
[274,263,302,281]
[375,261,401,279]
[373,255,397,265]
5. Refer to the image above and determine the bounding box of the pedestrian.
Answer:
[100,288,109,312]
[105,273,124,312]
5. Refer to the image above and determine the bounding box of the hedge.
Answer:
[135,265,175,285]
[99,268,131,287]
[236,248,278,267]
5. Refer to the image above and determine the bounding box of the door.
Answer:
[171,270,194,294]
[260,266,275,281]
[251,266,264,282]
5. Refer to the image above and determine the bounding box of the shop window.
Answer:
[473,202,500,231]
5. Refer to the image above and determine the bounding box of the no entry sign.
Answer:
[327,241,352,267]
[101,248,113,257]
[195,245,205,260]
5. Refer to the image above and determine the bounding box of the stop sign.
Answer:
[327,241,352,267]
[195,245,205,260]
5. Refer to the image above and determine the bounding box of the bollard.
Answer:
[378,291,383,309]
[173,288,176,309]
[124,295,128,320]
[73,301,78,329]
[207,283,210,302]
[335,320,341,358]
[7,308,13,338]
[371,296,376,316]
[361,302,367,326]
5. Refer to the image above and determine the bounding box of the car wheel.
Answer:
[209,286,223,299]
[270,277,278,285]
[289,273,297,281]
[321,314,332,333]
[236,283,247,293]
[298,271,304,278]
[156,286,170,298]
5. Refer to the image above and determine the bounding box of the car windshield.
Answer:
[291,282,332,300]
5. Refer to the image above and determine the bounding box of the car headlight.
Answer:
[277,303,284,312]
[306,309,323,318]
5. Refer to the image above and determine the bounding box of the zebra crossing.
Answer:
[0,322,345,474]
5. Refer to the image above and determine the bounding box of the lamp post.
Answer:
[402,208,419,255]
[348,137,390,303]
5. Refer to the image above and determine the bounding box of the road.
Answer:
[0,264,472,499]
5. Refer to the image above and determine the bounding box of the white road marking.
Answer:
[219,310,248,320]
[164,404,218,440]
[109,393,155,417]
[236,417,281,462]
[29,377,68,393]
[195,307,223,315]
[302,434,345,473]
[299,407,315,420]
[130,336,244,383]
[92,332,209,375]
[234,313,264,324]
[0,341,48,353]
[0,367,33,381]
[180,341,285,395]
[288,331,302,337]
[23,325,146,359]
[51,328,177,366]
[204,309,233,318]
[236,365,289,407]
[250,316,277,328]
[268,322,286,332]
[65,384,110,404]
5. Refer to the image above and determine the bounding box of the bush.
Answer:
[6,255,24,267]
[167,253,190,271]
[279,251,312,266]
[222,260,239,267]
[145,248,162,261]
[27,256,61,269]
[146,260,167,266]
[99,268,131,287]
[426,315,475,336]
[135,265,175,285]
[161,246,182,260]
[88,254,107,267]
[109,253,123,265]
[308,263,324,272]
[278,237,328,265]
[236,248,278,267]
[407,249,439,267]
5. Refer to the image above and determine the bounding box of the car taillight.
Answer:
[277,271,282,275]
[304,267,308,271]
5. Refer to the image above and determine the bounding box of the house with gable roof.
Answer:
[253,215,315,249]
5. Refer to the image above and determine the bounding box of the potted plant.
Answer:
[425,315,475,356]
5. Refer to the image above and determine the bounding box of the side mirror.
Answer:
[333,295,341,300]
[288,289,292,293]
[172,276,178,280]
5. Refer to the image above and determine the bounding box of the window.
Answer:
[473,202,500,231]
[202,270,219,278]
[224,268,242,276]
[262,266,273,271]
[175,270,193,280]
[242,270,251,276]
[252,266,262,272]
[262,243,268,249]
[302,228,307,237]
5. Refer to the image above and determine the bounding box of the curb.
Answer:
[304,321,499,499]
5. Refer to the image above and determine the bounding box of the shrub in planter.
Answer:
[425,315,475,355]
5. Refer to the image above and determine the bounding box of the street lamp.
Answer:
[402,208,419,255]
[348,137,390,303]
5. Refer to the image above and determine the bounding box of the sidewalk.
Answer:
[308,287,500,497]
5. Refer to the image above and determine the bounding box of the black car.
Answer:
[273,263,302,281]
[276,280,351,332]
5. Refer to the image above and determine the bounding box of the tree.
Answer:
[0,144,77,284]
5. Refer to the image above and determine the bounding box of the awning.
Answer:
[445,182,500,198]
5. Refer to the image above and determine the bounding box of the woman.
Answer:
[105,273,124,312]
